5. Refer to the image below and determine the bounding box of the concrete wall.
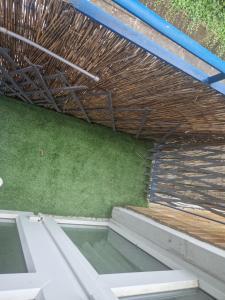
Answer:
[111,207,225,298]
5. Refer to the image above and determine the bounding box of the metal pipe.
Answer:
[0,26,100,82]
[113,0,225,75]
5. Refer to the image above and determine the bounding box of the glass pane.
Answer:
[0,220,27,273]
[62,225,169,274]
[120,288,215,300]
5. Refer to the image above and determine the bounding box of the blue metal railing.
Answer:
[113,0,225,82]
[70,0,225,95]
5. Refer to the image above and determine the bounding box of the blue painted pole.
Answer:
[113,0,225,75]
[70,0,225,95]
[206,73,225,84]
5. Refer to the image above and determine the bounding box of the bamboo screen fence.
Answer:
[1,0,225,140]
[149,139,225,216]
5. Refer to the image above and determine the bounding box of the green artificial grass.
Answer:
[0,96,150,217]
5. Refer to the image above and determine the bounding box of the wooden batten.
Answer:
[128,204,225,250]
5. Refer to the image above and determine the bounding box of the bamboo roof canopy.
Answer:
[1,0,225,140]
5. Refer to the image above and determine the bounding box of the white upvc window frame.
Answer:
[0,211,45,300]
[51,216,198,299]
[0,210,224,300]
[0,211,94,300]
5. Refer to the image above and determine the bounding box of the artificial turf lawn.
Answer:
[0,96,150,217]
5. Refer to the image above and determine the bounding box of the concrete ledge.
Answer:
[111,207,225,299]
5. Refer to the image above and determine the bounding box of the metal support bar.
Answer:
[24,85,88,95]
[0,27,99,82]
[9,66,35,76]
[58,72,91,123]
[23,57,60,112]
[70,0,225,95]
[0,48,50,105]
[0,80,27,101]
[33,67,60,112]
[205,73,225,84]
[65,107,147,113]
[113,0,225,75]
[51,86,88,93]
[0,48,36,103]
[0,65,32,104]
